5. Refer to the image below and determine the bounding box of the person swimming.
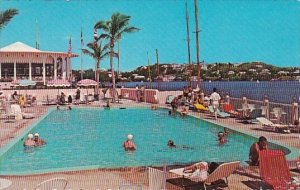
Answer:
[167,140,176,148]
[24,134,35,147]
[34,133,46,146]
[217,132,226,145]
[123,134,136,151]
[167,140,193,150]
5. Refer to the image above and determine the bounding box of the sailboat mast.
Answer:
[186,0,192,87]
[156,49,160,91]
[147,51,151,83]
[194,0,201,88]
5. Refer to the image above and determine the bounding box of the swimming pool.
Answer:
[0,107,295,175]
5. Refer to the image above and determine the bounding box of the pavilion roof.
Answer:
[0,42,41,52]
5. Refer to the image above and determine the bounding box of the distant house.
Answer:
[256,64,263,68]
[278,71,289,75]
[201,64,208,70]
[293,70,300,74]
[134,75,145,80]
[260,69,271,75]
[239,71,246,75]
[248,69,257,72]
[162,75,175,82]
[228,71,235,75]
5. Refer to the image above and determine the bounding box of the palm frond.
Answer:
[94,20,110,32]
[82,49,95,58]
[0,8,18,30]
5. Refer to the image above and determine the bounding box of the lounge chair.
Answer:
[239,108,262,123]
[259,150,300,190]
[35,177,68,190]
[119,184,143,190]
[256,117,290,133]
[167,161,240,190]
[223,103,240,117]
[165,95,175,104]
[0,178,12,189]
[208,106,230,118]
[148,167,166,190]
[194,103,208,112]
[11,104,35,119]
[2,103,16,121]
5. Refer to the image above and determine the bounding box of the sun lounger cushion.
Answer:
[194,103,208,111]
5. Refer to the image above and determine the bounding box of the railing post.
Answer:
[264,98,270,120]
[225,95,230,104]
[200,92,204,102]
[292,97,299,125]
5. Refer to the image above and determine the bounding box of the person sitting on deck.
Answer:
[12,91,18,100]
[171,96,178,114]
[249,136,268,166]
[123,134,136,151]
[24,133,36,147]
[60,92,66,105]
[34,133,46,146]
[180,106,188,117]
[183,162,220,181]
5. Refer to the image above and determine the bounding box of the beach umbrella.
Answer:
[77,79,97,95]
[47,79,71,96]
[18,79,36,87]
[47,79,71,87]
[12,79,36,95]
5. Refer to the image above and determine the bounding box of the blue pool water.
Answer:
[0,108,293,175]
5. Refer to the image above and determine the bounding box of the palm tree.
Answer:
[0,8,18,30]
[82,41,110,96]
[94,12,139,90]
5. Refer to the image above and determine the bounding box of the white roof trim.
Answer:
[0,42,41,52]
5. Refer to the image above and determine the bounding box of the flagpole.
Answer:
[147,51,152,88]
[80,27,84,80]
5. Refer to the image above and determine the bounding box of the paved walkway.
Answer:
[0,93,299,189]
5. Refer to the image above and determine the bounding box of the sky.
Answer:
[0,0,299,71]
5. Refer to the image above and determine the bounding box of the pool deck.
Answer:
[0,94,299,190]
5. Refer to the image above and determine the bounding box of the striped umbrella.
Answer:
[77,79,97,87]
[77,79,98,95]
[47,79,71,87]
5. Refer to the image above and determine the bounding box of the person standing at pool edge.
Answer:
[123,134,136,151]
[210,87,221,120]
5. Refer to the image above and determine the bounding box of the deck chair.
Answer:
[2,103,16,121]
[11,104,35,119]
[208,106,230,118]
[203,161,240,190]
[223,103,240,117]
[35,178,68,190]
[165,95,175,104]
[167,161,240,190]
[256,117,290,133]
[148,167,166,190]
[240,109,262,123]
[259,150,300,190]
[194,103,209,112]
